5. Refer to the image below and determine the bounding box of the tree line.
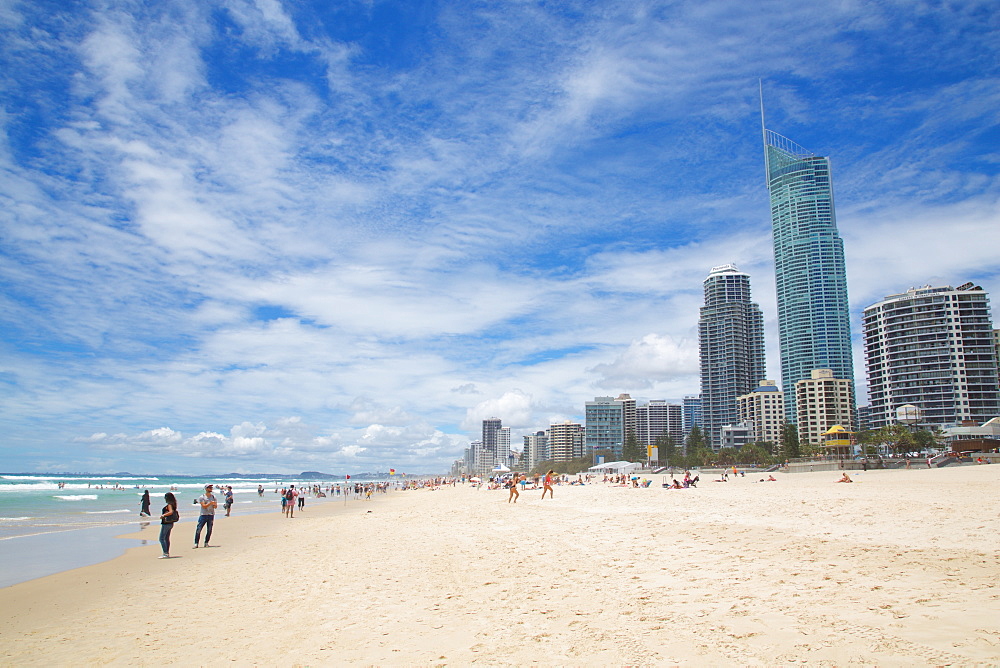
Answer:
[524,424,942,475]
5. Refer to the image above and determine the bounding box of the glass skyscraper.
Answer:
[698,264,766,448]
[764,128,855,424]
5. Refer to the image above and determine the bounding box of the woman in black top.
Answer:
[158,492,178,559]
[140,489,151,516]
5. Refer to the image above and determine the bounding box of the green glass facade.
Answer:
[764,130,855,424]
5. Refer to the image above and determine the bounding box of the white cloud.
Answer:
[590,333,699,390]
[463,391,535,431]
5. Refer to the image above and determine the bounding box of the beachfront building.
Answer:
[617,393,637,443]
[496,426,511,468]
[585,396,625,459]
[763,124,855,425]
[682,395,702,438]
[548,421,584,462]
[795,369,855,447]
[863,283,1000,429]
[482,418,502,456]
[720,423,755,449]
[466,439,493,477]
[636,400,684,448]
[856,405,873,432]
[736,380,784,445]
[698,264,766,449]
[940,417,1000,451]
[522,431,548,470]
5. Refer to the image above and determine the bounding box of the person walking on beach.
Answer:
[194,484,217,548]
[541,469,555,500]
[285,485,297,517]
[223,486,234,517]
[297,488,306,511]
[139,489,151,517]
[507,474,520,503]
[158,492,178,558]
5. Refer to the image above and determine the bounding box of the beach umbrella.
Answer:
[491,464,511,472]
[469,476,481,482]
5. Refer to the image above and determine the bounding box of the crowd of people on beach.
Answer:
[462,468,719,498]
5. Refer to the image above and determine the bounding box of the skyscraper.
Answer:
[548,422,584,462]
[497,426,511,467]
[736,380,784,445]
[616,393,636,442]
[763,119,855,424]
[863,283,1000,428]
[682,395,702,439]
[795,369,855,447]
[585,396,624,459]
[636,400,684,447]
[523,431,548,470]
[698,264,766,448]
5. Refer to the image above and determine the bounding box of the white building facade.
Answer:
[863,284,1000,429]
[736,380,784,445]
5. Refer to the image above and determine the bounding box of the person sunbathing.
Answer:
[836,473,853,483]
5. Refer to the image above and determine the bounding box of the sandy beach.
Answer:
[2,465,999,666]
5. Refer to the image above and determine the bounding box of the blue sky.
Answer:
[2,0,998,474]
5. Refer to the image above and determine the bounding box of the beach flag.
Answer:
[389,469,396,475]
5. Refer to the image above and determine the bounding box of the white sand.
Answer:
[2,465,999,666]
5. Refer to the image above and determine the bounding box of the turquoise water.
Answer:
[0,473,370,587]
[0,474,347,540]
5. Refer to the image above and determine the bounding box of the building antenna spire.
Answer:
[759,78,770,187]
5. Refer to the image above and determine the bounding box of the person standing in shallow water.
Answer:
[139,489,151,517]
[158,492,178,558]
[541,470,555,500]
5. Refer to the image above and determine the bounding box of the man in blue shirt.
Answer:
[194,484,217,548]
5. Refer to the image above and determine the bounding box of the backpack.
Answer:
[285,489,294,500]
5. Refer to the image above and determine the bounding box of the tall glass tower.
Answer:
[763,125,855,424]
[698,264,766,448]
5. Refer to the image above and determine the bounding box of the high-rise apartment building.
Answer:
[863,283,1000,428]
[497,426,511,467]
[636,400,684,447]
[795,369,854,446]
[523,431,548,470]
[585,396,625,459]
[548,422,584,462]
[482,418,502,454]
[856,405,873,433]
[682,395,702,439]
[698,264,766,448]
[467,439,491,476]
[616,393,637,442]
[763,125,855,424]
[736,380,784,445]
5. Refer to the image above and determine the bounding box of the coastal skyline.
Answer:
[2,1,999,474]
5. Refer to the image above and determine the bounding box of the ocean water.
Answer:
[0,473,367,587]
